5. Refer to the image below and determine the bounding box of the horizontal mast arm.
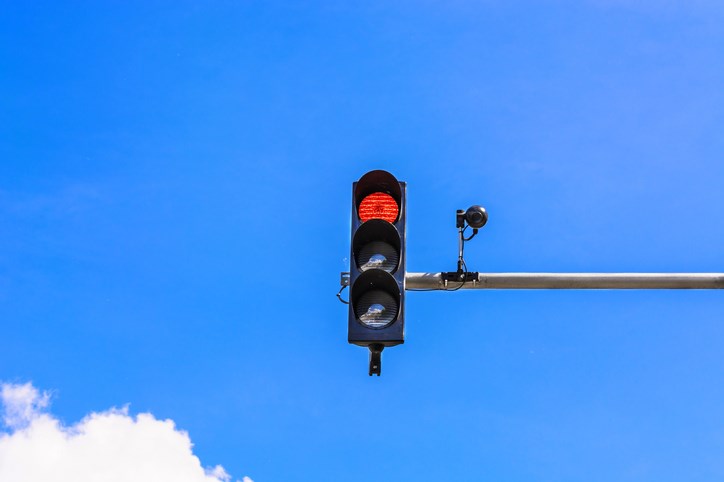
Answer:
[405,272,724,290]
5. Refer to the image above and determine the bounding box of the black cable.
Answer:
[445,259,468,291]
[336,285,349,304]
[395,222,479,292]
[445,224,471,291]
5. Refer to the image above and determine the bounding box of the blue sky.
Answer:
[1,1,723,481]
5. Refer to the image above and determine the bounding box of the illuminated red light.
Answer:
[359,192,399,222]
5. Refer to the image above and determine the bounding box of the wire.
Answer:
[411,225,473,291]
[445,259,468,291]
[448,221,476,291]
[336,285,349,304]
[366,222,479,293]
[410,258,470,293]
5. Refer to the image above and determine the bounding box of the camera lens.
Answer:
[465,205,488,229]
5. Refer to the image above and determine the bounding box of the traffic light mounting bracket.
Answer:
[369,344,383,376]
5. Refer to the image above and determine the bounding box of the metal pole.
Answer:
[406,272,724,290]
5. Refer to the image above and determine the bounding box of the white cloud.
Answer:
[0,382,252,482]
[0,383,50,430]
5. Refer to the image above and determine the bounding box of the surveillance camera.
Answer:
[465,205,488,229]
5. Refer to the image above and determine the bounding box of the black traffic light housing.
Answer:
[348,170,406,375]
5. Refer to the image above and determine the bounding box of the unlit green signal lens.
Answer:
[355,290,398,328]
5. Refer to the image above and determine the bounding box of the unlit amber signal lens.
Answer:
[358,192,399,222]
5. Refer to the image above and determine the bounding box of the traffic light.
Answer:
[348,170,406,375]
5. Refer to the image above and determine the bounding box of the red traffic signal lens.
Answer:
[358,192,399,222]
